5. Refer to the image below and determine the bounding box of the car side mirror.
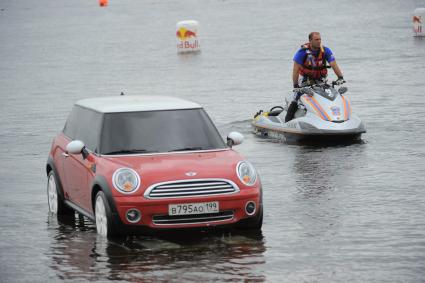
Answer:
[338,87,348,95]
[66,140,89,159]
[227,132,244,147]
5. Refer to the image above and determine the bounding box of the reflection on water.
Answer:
[293,148,333,197]
[289,143,368,242]
[292,142,367,197]
[46,213,266,282]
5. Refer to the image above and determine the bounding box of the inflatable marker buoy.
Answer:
[99,0,108,7]
[413,8,425,36]
[176,20,200,53]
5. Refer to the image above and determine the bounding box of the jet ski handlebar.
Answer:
[331,79,346,88]
[300,87,315,96]
[298,81,348,95]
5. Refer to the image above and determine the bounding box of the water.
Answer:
[1,0,425,282]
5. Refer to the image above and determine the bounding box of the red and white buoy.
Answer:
[176,20,200,53]
[413,8,425,36]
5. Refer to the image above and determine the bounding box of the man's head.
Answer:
[308,32,321,50]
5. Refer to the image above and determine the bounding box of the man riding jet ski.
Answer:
[287,31,344,122]
[251,32,366,143]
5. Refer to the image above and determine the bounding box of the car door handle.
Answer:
[62,152,69,158]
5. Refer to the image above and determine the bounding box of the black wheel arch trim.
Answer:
[91,175,119,214]
[91,175,125,228]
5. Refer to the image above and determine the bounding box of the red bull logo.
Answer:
[176,28,197,40]
[176,27,200,51]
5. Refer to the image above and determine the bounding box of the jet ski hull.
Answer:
[281,131,363,144]
[252,112,366,144]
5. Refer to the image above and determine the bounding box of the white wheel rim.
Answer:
[95,196,108,237]
[47,174,58,213]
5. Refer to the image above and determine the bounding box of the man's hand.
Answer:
[293,83,302,93]
[335,76,345,86]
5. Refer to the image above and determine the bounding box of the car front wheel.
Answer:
[47,170,73,215]
[95,191,118,237]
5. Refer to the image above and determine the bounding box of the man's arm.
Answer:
[329,60,343,78]
[293,62,302,86]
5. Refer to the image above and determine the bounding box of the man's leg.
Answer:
[285,74,305,123]
[285,100,299,122]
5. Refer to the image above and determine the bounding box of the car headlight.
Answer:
[236,161,257,186]
[112,168,140,194]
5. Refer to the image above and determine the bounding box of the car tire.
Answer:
[47,170,73,215]
[95,191,118,238]
[236,205,263,230]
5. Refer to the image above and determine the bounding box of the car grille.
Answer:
[152,211,234,226]
[145,179,239,199]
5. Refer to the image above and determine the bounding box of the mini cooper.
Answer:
[46,95,263,237]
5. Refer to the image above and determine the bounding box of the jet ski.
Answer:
[252,81,366,144]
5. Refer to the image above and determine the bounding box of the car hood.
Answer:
[101,149,245,186]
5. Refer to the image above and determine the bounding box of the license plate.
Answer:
[169,201,219,216]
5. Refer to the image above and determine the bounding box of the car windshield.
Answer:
[100,109,226,154]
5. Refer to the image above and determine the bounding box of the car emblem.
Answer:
[185,172,197,177]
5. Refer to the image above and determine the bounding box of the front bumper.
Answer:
[113,188,261,229]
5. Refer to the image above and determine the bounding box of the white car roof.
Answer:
[75,95,202,113]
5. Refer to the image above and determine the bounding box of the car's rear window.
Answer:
[100,109,226,154]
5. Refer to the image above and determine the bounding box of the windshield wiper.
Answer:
[104,149,155,155]
[168,147,205,152]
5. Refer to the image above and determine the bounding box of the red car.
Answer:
[46,95,263,237]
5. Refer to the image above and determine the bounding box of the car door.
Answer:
[61,105,102,213]
[62,151,91,210]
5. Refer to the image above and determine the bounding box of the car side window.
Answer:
[63,106,79,140]
[63,106,102,153]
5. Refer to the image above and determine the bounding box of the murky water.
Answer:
[1,0,425,282]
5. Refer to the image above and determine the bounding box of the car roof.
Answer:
[75,95,202,113]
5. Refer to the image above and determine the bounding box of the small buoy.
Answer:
[99,0,108,7]
[120,92,125,96]
[176,20,200,53]
[413,8,425,36]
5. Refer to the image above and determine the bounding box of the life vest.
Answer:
[299,43,329,79]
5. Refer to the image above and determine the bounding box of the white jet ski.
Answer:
[252,82,366,144]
